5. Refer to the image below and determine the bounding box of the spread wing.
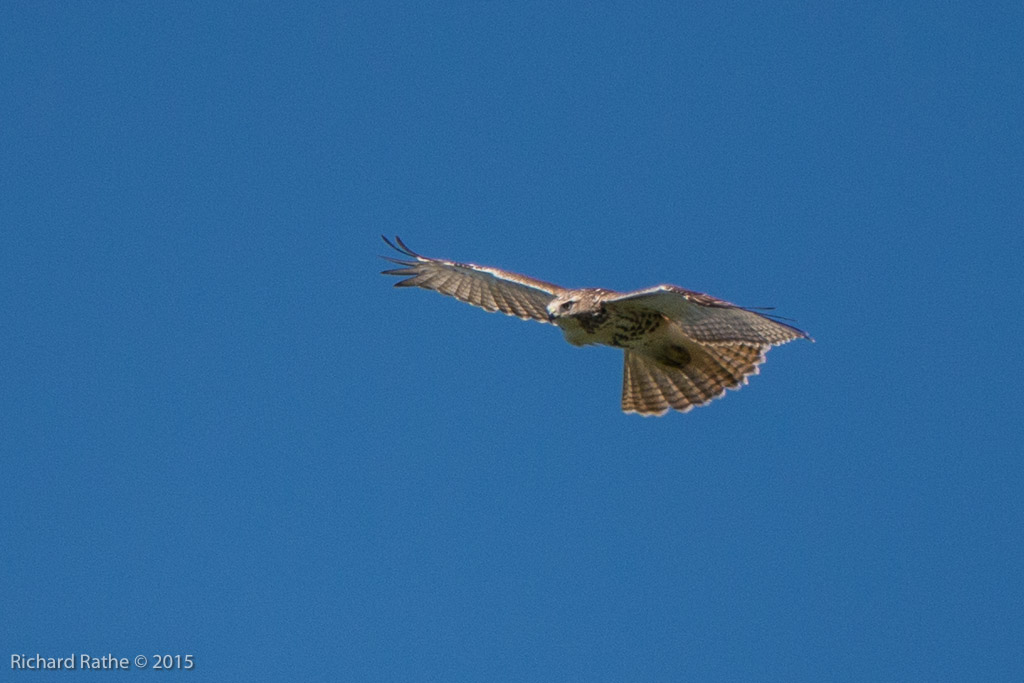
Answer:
[380,236,565,323]
[603,285,811,346]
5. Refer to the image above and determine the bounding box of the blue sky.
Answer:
[2,2,1022,681]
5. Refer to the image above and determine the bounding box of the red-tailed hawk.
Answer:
[381,236,811,416]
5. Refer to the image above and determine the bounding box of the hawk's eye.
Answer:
[561,301,574,311]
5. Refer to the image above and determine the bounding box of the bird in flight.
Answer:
[381,236,810,416]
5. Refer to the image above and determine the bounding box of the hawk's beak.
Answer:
[547,311,556,323]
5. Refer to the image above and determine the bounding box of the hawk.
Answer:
[381,236,811,416]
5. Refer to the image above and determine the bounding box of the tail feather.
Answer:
[623,350,670,415]
[622,343,767,416]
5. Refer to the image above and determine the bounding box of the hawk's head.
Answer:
[546,293,578,321]
[546,289,608,322]
[546,290,613,346]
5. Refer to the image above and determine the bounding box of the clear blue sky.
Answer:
[3,3,1022,681]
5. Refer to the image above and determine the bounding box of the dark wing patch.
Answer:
[380,236,565,323]
[603,285,811,346]
[655,344,692,369]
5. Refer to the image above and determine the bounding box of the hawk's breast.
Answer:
[606,309,665,348]
[556,308,664,348]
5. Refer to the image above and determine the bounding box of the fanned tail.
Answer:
[621,343,767,416]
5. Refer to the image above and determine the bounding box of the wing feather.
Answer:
[380,236,564,323]
[604,285,811,346]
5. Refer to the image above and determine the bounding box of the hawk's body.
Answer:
[381,236,810,416]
